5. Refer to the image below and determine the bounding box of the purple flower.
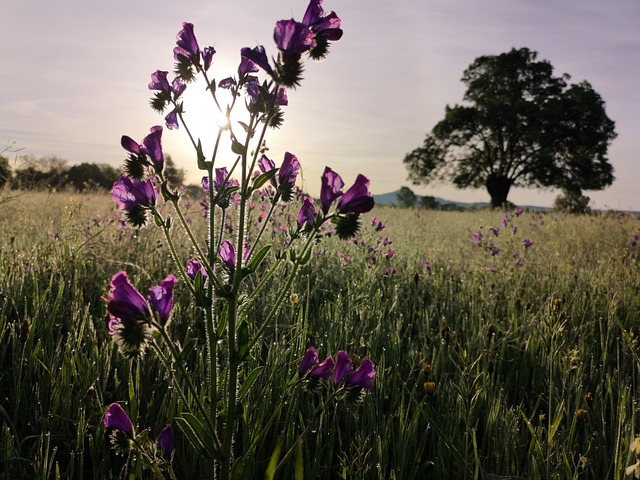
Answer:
[202,46,216,71]
[274,19,316,55]
[309,356,335,380]
[258,155,276,183]
[320,167,344,214]
[302,1,343,41]
[346,358,375,389]
[297,197,317,228]
[156,424,175,458]
[107,271,150,323]
[112,177,156,211]
[489,227,499,237]
[174,22,200,62]
[490,247,500,256]
[275,87,288,106]
[523,239,534,249]
[147,275,176,325]
[140,126,164,173]
[333,350,352,385]
[121,135,141,155]
[487,266,497,272]
[103,403,134,435]
[337,174,375,214]
[238,56,259,76]
[501,215,509,228]
[165,111,179,130]
[240,45,273,75]
[299,346,319,374]
[219,240,236,272]
[219,77,235,89]
[371,216,385,231]
[186,258,207,281]
[472,230,483,246]
[148,70,171,93]
[513,207,524,216]
[279,152,300,187]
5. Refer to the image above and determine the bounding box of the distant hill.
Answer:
[372,191,489,209]
[372,190,552,211]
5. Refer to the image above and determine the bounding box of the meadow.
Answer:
[2,190,640,479]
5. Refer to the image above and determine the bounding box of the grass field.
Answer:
[2,190,640,479]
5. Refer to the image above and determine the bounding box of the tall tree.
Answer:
[396,186,417,208]
[404,48,616,208]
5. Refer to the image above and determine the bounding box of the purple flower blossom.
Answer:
[274,19,316,55]
[371,216,385,231]
[121,135,141,155]
[275,87,288,106]
[302,1,343,40]
[472,230,483,246]
[320,167,344,214]
[487,266,497,272]
[186,258,207,281]
[490,247,500,256]
[336,174,375,214]
[346,358,375,389]
[333,350,352,385]
[490,227,499,237]
[300,346,319,374]
[148,70,171,93]
[107,271,150,324]
[202,46,216,71]
[240,45,273,75]
[174,22,200,62]
[297,197,317,228]
[140,126,164,173]
[156,424,175,458]
[112,177,156,211]
[523,239,534,249]
[501,215,509,228]
[309,356,335,380]
[147,275,176,325]
[513,207,524,216]
[165,111,179,130]
[103,403,133,435]
[219,240,236,272]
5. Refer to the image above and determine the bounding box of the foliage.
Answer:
[3,194,640,479]
[554,188,592,214]
[66,163,120,191]
[0,155,10,188]
[397,186,417,208]
[163,155,185,187]
[404,47,617,208]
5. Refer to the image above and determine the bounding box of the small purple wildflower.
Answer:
[523,239,534,249]
[186,258,207,281]
[156,424,175,459]
[309,357,335,380]
[345,358,376,389]
[336,174,375,215]
[112,177,156,211]
[333,350,352,385]
[147,275,177,325]
[103,403,134,436]
[472,230,483,246]
[297,196,317,228]
[300,347,319,374]
[240,45,273,75]
[274,19,316,55]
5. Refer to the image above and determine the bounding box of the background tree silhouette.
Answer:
[397,186,417,208]
[403,48,617,208]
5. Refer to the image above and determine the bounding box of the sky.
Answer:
[1,0,639,209]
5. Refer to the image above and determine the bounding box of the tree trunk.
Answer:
[486,175,513,209]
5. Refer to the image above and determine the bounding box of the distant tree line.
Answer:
[0,154,185,192]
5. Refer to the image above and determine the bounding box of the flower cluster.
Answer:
[106,271,176,358]
[299,346,376,390]
[103,403,174,460]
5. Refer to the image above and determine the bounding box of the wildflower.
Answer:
[274,19,315,56]
[297,196,317,229]
[185,258,207,281]
[320,167,344,214]
[472,230,483,245]
[337,174,375,215]
[523,238,534,249]
[174,22,200,62]
[345,358,375,389]
[333,350,352,385]
[370,216,385,231]
[489,226,499,237]
[487,266,497,272]
[112,177,156,217]
[218,241,249,273]
[147,275,177,325]
[299,346,319,374]
[513,207,523,216]
[103,403,134,436]
[302,0,343,59]
[156,424,175,459]
[240,45,273,76]
[309,357,335,380]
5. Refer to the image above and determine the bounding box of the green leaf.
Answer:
[252,170,277,191]
[231,139,246,155]
[215,306,228,340]
[238,366,264,400]
[175,413,217,458]
[295,440,304,480]
[247,245,271,272]
[196,139,207,170]
[237,121,251,133]
[297,247,313,266]
[264,441,281,480]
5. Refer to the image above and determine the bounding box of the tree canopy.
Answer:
[403,47,617,208]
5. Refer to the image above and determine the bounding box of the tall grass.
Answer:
[2,191,640,479]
